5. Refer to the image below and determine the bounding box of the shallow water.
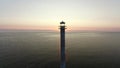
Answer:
[0,31,120,68]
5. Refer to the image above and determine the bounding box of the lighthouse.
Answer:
[60,21,66,68]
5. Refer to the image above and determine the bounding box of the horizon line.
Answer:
[0,29,120,32]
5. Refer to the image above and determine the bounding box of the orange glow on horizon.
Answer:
[0,25,57,31]
[0,25,120,32]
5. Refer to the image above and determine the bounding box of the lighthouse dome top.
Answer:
[60,21,65,24]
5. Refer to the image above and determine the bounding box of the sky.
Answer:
[0,0,120,31]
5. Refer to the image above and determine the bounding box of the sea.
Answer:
[0,30,120,68]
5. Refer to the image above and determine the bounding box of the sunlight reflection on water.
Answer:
[0,31,120,68]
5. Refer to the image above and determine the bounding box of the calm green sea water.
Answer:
[0,31,120,68]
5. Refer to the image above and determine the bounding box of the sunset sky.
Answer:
[0,0,120,31]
